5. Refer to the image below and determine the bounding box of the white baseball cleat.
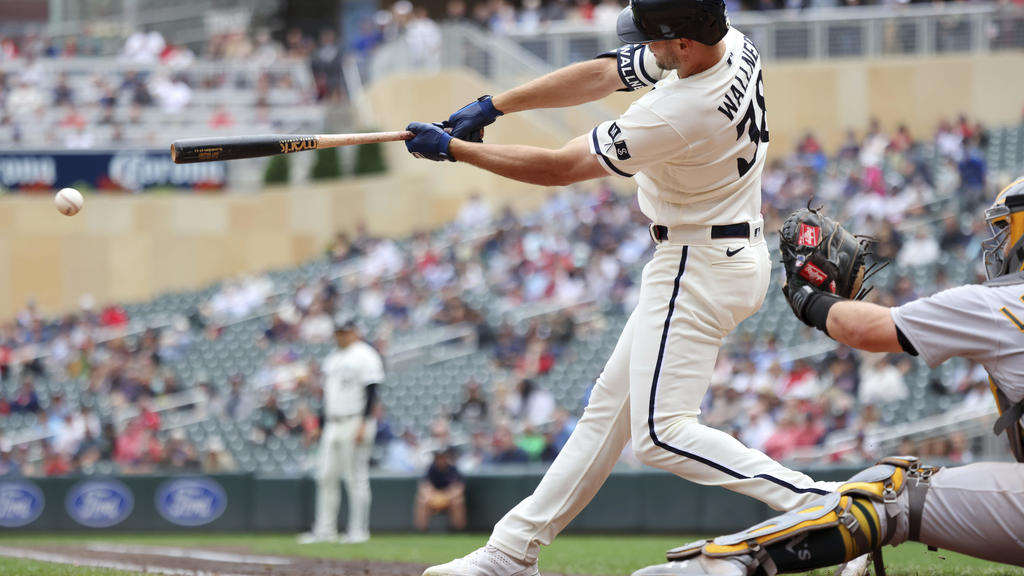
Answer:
[422,545,540,576]
[630,557,751,576]
[834,554,871,576]
[296,531,337,544]
[339,532,370,544]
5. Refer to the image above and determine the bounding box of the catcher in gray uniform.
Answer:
[631,178,1024,576]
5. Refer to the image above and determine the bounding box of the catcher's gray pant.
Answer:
[905,462,1024,566]
[311,417,376,538]
[490,229,839,563]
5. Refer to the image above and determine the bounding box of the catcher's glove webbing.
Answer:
[779,208,887,330]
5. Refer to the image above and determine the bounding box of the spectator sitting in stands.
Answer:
[414,447,467,532]
[253,392,289,443]
[202,437,237,473]
[490,423,528,465]
[383,429,429,473]
[10,376,40,413]
[504,378,556,428]
[452,379,489,427]
[163,429,201,471]
[42,441,71,477]
[857,352,909,405]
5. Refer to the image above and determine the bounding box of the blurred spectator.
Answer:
[10,377,40,413]
[406,6,442,70]
[254,392,289,442]
[491,424,529,464]
[383,429,429,472]
[42,441,72,476]
[121,27,165,63]
[414,448,467,531]
[504,379,556,428]
[455,191,492,232]
[857,353,909,404]
[203,437,237,472]
[311,28,343,102]
[452,379,489,426]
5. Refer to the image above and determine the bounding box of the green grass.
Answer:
[0,533,1021,575]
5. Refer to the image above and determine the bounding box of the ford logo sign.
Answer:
[0,481,45,528]
[66,479,134,528]
[155,478,227,526]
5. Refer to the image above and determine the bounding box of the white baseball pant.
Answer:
[312,416,376,538]
[490,222,838,562]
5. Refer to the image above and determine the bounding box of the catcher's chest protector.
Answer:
[984,271,1024,462]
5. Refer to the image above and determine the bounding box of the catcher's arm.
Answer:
[827,301,903,353]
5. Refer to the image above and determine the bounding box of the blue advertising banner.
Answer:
[0,150,227,191]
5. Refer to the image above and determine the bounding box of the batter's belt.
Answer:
[649,218,764,245]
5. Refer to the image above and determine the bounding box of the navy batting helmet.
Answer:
[616,0,729,46]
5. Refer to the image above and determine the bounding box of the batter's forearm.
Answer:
[492,58,622,114]
[449,135,605,186]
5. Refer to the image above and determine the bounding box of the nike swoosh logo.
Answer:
[726,247,745,257]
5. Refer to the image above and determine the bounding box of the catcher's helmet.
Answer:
[616,0,729,46]
[983,176,1024,280]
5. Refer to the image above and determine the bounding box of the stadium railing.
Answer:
[372,4,1024,85]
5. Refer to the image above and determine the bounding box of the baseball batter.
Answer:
[405,1,838,575]
[299,317,383,544]
[632,180,1024,576]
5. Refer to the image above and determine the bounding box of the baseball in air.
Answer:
[54,187,84,216]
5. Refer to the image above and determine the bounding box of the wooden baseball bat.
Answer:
[170,131,414,164]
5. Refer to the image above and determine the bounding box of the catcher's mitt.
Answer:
[779,208,885,323]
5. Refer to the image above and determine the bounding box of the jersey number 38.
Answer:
[735,70,769,178]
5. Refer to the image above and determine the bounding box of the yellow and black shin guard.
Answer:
[666,457,935,576]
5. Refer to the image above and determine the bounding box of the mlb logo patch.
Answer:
[798,223,820,247]
[614,141,631,161]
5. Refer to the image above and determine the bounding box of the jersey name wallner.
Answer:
[617,45,646,91]
[717,36,760,121]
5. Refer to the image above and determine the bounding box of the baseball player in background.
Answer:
[631,180,1024,576]
[405,1,840,574]
[298,316,384,544]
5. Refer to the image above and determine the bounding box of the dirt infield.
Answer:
[0,543,434,576]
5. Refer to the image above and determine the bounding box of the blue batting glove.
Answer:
[448,95,503,141]
[405,122,455,162]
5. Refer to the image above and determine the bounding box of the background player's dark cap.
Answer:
[617,0,729,46]
[333,314,359,332]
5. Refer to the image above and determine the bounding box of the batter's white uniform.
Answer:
[489,29,837,563]
[310,339,383,540]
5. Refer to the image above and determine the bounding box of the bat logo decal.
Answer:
[280,137,318,154]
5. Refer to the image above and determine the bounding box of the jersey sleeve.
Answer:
[589,104,686,178]
[595,44,665,91]
[360,347,385,385]
[890,285,1002,368]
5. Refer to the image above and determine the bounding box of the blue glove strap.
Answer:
[448,95,504,140]
[405,122,455,162]
[477,95,503,119]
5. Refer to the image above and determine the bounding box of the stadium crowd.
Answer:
[0,111,1015,479]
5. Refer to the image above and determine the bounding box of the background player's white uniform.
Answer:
[489,29,837,565]
[886,277,1024,565]
[310,338,384,541]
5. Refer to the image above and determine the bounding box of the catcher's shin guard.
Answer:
[655,457,937,576]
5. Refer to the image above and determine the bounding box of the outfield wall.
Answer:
[0,467,857,533]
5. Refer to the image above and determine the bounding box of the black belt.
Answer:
[650,222,750,243]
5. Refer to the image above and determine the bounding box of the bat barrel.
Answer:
[171,134,319,164]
